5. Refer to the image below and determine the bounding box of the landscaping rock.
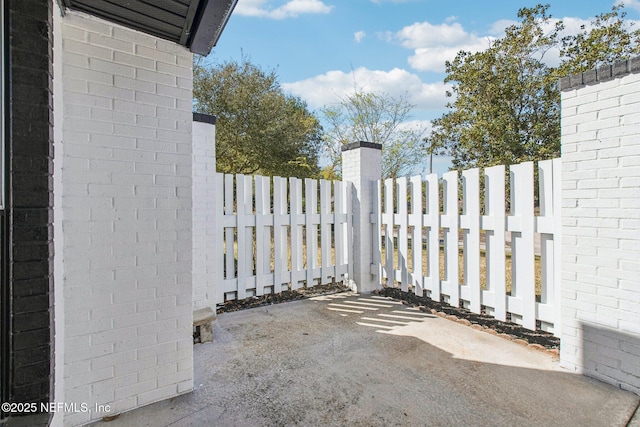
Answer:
[378,287,560,350]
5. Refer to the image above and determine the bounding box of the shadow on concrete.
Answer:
[91,294,639,427]
[578,322,640,396]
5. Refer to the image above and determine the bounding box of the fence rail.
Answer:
[374,159,562,335]
[205,159,562,336]
[213,173,352,304]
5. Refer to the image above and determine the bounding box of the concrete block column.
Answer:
[341,142,382,293]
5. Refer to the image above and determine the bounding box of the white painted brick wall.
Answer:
[342,144,382,292]
[561,71,640,395]
[55,10,194,425]
[192,120,217,310]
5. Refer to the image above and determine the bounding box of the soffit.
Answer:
[60,0,236,55]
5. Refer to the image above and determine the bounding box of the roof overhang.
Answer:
[58,0,237,55]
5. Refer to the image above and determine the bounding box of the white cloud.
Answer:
[282,67,450,111]
[390,11,637,73]
[395,21,471,49]
[389,20,494,72]
[444,16,458,24]
[397,119,433,138]
[406,44,484,73]
[488,19,518,36]
[556,16,590,34]
[539,17,589,67]
[354,31,366,43]
[235,0,333,19]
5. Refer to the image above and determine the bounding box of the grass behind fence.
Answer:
[224,227,542,300]
[381,245,542,297]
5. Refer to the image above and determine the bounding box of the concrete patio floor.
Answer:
[92,292,639,427]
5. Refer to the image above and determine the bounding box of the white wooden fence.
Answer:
[374,159,562,335]
[207,158,562,335]
[213,173,352,304]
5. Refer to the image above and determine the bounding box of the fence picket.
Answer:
[425,174,440,300]
[255,175,271,296]
[409,175,423,296]
[441,171,459,306]
[383,178,394,286]
[345,181,354,284]
[461,168,481,313]
[274,177,289,292]
[552,158,562,336]
[237,174,255,300]
[305,178,319,287]
[320,180,334,283]
[223,174,236,298]
[397,177,409,291]
[334,180,347,278]
[538,159,554,307]
[508,162,536,330]
[482,165,506,321]
[290,177,304,290]
[536,159,562,333]
[371,179,382,283]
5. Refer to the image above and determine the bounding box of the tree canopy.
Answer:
[557,4,640,76]
[321,88,426,179]
[194,57,323,178]
[429,3,640,171]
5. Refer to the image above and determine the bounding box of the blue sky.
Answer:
[205,0,640,174]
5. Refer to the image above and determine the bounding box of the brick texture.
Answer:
[5,0,54,410]
[341,143,382,293]
[192,117,217,310]
[55,10,194,425]
[560,66,640,395]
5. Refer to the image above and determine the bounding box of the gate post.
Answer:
[341,142,382,293]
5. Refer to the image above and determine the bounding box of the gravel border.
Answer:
[215,282,352,314]
[377,287,559,356]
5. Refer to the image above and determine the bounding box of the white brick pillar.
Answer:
[192,113,217,310]
[55,10,195,425]
[559,60,640,395]
[342,142,382,293]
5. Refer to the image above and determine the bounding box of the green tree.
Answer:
[557,4,640,76]
[430,5,562,171]
[194,57,322,178]
[430,3,639,171]
[321,88,426,179]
